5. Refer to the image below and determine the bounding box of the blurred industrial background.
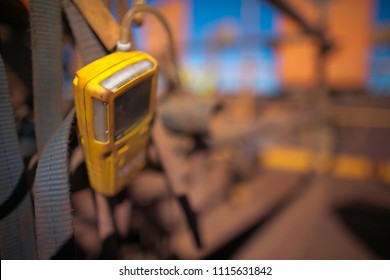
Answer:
[1,0,390,260]
[133,0,390,96]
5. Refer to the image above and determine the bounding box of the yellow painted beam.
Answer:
[260,147,311,172]
[333,155,375,180]
[259,146,390,183]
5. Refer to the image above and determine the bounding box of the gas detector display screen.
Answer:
[114,76,152,140]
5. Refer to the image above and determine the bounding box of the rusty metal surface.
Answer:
[159,94,222,135]
[66,92,390,260]
[151,117,191,196]
[129,170,169,205]
[170,170,306,259]
[187,154,234,214]
[233,178,390,259]
[264,0,331,50]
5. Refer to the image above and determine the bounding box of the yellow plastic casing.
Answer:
[73,51,158,196]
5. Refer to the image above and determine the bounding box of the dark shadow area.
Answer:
[336,203,390,259]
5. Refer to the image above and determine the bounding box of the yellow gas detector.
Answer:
[73,51,158,196]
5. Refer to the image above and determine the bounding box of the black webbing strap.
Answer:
[0,0,112,260]
[34,109,76,259]
[29,0,68,259]
[0,54,37,259]
[63,0,107,65]
[30,0,63,155]
[32,0,110,259]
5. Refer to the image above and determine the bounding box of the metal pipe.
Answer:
[118,3,180,87]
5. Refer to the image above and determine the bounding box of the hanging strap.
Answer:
[0,54,37,259]
[30,0,63,154]
[29,0,69,259]
[34,109,76,259]
[33,0,111,259]
[72,0,120,51]
[63,0,107,65]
